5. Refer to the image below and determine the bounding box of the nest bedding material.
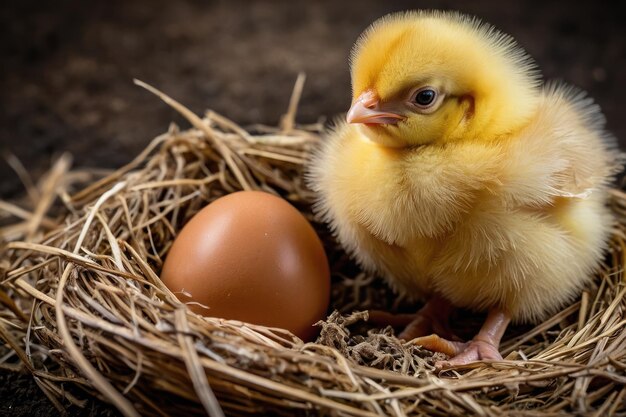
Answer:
[1,79,625,416]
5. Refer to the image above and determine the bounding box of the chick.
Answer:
[308,10,619,366]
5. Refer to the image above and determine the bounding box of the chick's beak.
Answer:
[347,90,405,125]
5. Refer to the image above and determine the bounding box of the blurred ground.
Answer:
[0,0,624,415]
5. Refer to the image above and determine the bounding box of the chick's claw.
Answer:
[409,334,467,357]
[435,339,503,369]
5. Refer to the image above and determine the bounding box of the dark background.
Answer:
[0,0,624,415]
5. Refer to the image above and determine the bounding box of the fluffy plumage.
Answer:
[308,10,619,364]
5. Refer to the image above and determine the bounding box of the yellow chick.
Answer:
[308,10,619,366]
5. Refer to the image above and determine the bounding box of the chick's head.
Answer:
[348,11,541,147]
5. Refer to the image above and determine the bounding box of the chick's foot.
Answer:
[413,308,511,368]
[368,296,458,340]
[408,334,501,365]
[435,339,502,368]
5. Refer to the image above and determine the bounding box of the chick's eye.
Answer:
[414,89,437,106]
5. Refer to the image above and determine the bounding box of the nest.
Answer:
[1,78,625,417]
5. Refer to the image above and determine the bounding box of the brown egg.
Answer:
[160,191,330,341]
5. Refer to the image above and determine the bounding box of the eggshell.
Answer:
[160,191,330,341]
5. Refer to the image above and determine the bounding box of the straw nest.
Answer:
[1,77,625,417]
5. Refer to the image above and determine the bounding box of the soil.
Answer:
[0,0,624,415]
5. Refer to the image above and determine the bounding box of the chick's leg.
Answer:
[368,296,457,340]
[412,308,510,368]
[399,296,457,340]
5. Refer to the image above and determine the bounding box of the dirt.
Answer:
[0,0,624,415]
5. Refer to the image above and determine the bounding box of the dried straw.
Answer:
[1,78,624,416]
